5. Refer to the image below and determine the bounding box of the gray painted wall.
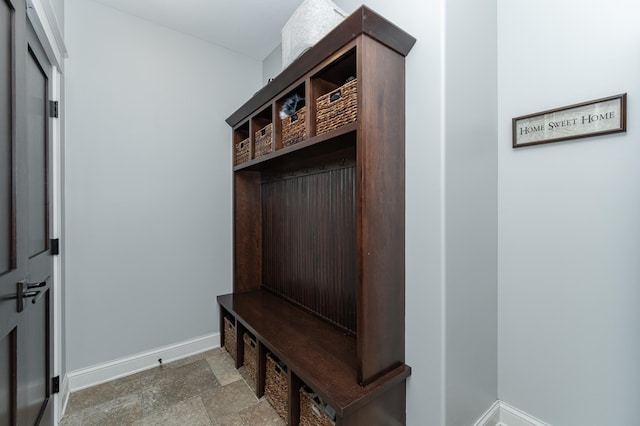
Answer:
[57,0,640,422]
[262,44,281,86]
[330,1,452,424]
[497,0,640,424]
[64,0,261,371]
[50,0,64,29]
[444,0,498,424]
[265,1,498,424]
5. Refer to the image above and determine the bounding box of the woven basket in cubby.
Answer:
[299,387,336,426]
[265,353,288,422]
[254,124,273,157]
[282,106,306,147]
[316,78,357,135]
[234,138,250,165]
[242,333,257,386]
[223,316,237,362]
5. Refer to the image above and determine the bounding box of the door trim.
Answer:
[25,0,66,71]
[26,6,64,425]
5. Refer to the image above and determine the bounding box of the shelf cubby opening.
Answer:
[265,352,289,422]
[233,122,250,166]
[242,330,257,390]
[277,83,307,150]
[311,48,357,137]
[222,313,237,363]
[252,106,274,159]
[300,383,337,426]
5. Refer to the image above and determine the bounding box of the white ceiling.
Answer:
[90,0,305,60]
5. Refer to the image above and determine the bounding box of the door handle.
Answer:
[16,281,45,313]
[26,276,49,289]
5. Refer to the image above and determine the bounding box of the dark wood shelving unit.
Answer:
[219,6,415,425]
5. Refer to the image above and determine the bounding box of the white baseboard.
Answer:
[498,401,550,426]
[66,332,220,393]
[59,374,70,419]
[474,400,550,426]
[473,400,501,426]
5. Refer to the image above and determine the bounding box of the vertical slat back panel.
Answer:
[262,166,356,333]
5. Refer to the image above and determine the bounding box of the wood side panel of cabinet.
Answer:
[356,35,407,385]
[340,380,406,426]
[233,171,262,293]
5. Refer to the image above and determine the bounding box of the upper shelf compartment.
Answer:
[311,48,357,137]
[233,121,356,172]
[277,83,306,149]
[229,6,415,172]
[226,6,416,128]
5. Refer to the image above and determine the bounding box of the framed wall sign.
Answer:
[512,93,627,148]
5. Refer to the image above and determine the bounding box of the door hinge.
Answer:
[49,100,59,118]
[50,238,60,255]
[52,376,60,394]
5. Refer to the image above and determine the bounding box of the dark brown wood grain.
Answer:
[288,371,302,425]
[226,6,416,127]
[257,340,267,398]
[356,35,407,386]
[235,319,245,370]
[234,122,357,172]
[218,292,411,418]
[340,380,406,426]
[223,9,414,424]
[233,172,262,293]
[262,164,357,332]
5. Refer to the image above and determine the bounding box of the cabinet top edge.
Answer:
[225,5,416,127]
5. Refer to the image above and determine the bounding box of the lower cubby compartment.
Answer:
[222,315,236,363]
[299,385,336,426]
[265,352,288,423]
[243,331,257,388]
[218,291,411,425]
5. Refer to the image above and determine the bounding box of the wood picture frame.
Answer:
[513,93,627,148]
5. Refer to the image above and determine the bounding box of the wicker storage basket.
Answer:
[265,353,288,422]
[223,316,237,362]
[299,387,336,426]
[316,78,357,135]
[243,333,257,385]
[254,123,273,157]
[234,138,250,165]
[282,106,306,147]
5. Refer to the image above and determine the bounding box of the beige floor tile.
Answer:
[58,410,83,426]
[207,348,242,386]
[201,380,258,420]
[133,396,212,426]
[66,381,117,414]
[81,392,143,426]
[206,348,236,373]
[210,412,245,426]
[239,399,286,426]
[63,348,290,426]
[141,359,220,416]
[238,366,256,394]
[213,368,242,386]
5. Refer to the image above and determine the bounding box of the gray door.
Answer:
[0,1,54,424]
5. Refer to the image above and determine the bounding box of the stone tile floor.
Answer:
[59,348,286,426]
